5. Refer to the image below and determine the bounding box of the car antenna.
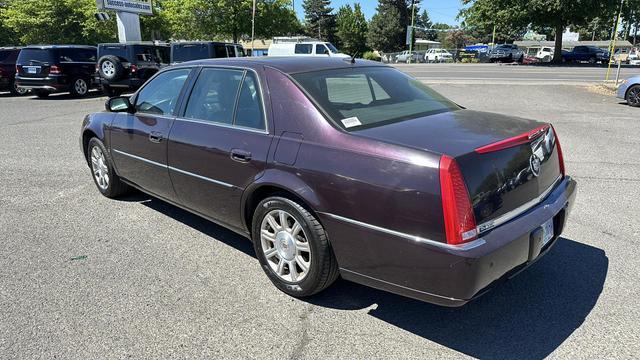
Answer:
[350,52,357,64]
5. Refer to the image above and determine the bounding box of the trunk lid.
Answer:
[352,109,563,228]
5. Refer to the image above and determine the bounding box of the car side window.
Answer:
[183,68,244,125]
[213,44,227,58]
[135,69,190,116]
[235,72,265,130]
[295,44,312,54]
[316,45,328,55]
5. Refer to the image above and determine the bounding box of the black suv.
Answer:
[0,47,29,96]
[96,43,170,96]
[170,42,245,64]
[15,45,97,98]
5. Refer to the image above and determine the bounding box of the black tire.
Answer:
[98,55,125,81]
[252,196,339,298]
[34,89,50,98]
[69,77,90,97]
[626,85,640,107]
[9,78,29,96]
[87,138,129,198]
[101,84,123,97]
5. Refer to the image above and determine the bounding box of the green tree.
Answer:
[4,0,117,45]
[368,0,415,52]
[460,0,618,63]
[335,3,368,56]
[303,0,335,41]
[0,1,18,46]
[415,9,436,41]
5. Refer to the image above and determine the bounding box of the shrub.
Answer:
[363,51,381,62]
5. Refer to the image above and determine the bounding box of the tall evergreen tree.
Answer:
[302,0,335,41]
[415,9,436,41]
[367,0,417,52]
[336,3,369,56]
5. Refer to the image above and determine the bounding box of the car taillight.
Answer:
[551,125,565,177]
[15,65,21,73]
[49,65,62,74]
[439,155,478,245]
[95,64,100,72]
[475,125,550,154]
[130,64,138,73]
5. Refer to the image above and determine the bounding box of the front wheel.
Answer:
[252,197,339,298]
[626,85,640,107]
[87,138,129,198]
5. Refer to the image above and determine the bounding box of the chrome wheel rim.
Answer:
[101,61,115,77]
[628,87,640,106]
[260,209,311,282]
[90,146,109,190]
[75,79,87,95]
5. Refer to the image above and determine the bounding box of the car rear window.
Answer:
[0,50,18,63]
[172,44,209,62]
[292,67,459,130]
[17,49,56,64]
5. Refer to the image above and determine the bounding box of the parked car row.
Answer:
[3,41,245,98]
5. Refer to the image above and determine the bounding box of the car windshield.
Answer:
[0,50,17,63]
[292,67,460,131]
[326,43,339,53]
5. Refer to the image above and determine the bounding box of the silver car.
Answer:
[617,76,640,107]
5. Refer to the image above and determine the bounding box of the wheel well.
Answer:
[82,130,97,165]
[244,185,317,236]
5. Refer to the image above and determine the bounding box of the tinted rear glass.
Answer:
[173,44,209,62]
[0,50,19,63]
[18,49,56,64]
[293,67,459,130]
[100,46,128,59]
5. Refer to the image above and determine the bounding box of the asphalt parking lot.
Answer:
[1,64,639,359]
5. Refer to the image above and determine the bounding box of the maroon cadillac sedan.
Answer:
[80,57,576,306]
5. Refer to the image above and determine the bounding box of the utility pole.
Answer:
[606,0,626,81]
[408,0,416,63]
[251,0,257,56]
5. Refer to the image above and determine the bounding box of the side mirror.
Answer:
[105,96,132,113]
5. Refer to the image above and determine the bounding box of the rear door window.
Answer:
[183,68,244,125]
[295,44,312,54]
[213,44,227,58]
[0,50,18,63]
[172,44,208,62]
[235,72,265,130]
[316,44,328,55]
[135,69,190,115]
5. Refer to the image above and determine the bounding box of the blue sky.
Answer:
[293,0,464,26]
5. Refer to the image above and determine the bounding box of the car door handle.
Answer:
[230,149,252,163]
[149,131,163,143]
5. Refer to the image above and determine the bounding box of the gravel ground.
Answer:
[0,79,638,359]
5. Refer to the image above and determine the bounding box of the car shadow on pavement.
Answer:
[122,193,256,258]
[119,193,607,359]
[306,238,608,360]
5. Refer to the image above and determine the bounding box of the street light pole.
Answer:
[251,0,257,56]
[408,0,416,63]
[606,0,625,81]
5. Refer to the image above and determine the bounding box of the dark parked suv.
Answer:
[15,45,97,98]
[81,58,576,307]
[170,42,245,64]
[96,42,170,96]
[0,47,29,96]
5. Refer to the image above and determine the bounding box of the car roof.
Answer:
[99,42,169,47]
[177,57,388,74]
[0,46,22,50]
[23,45,96,50]
[172,41,238,46]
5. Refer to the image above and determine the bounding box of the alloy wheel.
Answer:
[101,60,115,77]
[74,79,88,95]
[260,209,311,283]
[90,146,109,190]
[628,86,640,106]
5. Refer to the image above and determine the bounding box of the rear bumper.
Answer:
[95,75,145,90]
[324,176,577,307]
[15,75,70,92]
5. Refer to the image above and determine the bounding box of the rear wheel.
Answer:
[34,89,50,98]
[70,77,89,97]
[9,79,29,96]
[87,138,129,198]
[626,85,640,107]
[252,196,339,298]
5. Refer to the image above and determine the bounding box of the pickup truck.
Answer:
[489,44,524,63]
[562,46,609,64]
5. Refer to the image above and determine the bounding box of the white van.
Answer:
[267,42,349,58]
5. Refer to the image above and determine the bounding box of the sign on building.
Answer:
[96,0,153,16]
